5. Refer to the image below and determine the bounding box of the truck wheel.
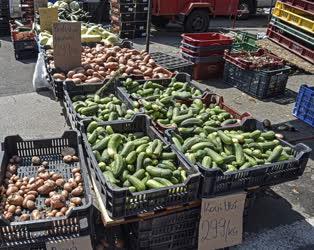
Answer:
[184,10,209,33]
[152,16,169,28]
[237,0,253,20]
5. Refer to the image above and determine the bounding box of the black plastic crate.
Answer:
[13,39,37,51]
[111,2,136,13]
[63,80,142,130]
[165,119,311,197]
[116,72,207,101]
[135,3,149,12]
[0,131,93,248]
[119,29,147,39]
[82,115,201,219]
[223,61,291,99]
[111,11,135,22]
[125,207,200,250]
[150,52,194,75]
[14,49,38,60]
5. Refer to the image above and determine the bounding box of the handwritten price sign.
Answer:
[198,192,247,250]
[52,22,81,71]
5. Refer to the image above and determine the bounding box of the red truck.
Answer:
[152,0,240,32]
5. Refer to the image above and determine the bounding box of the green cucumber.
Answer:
[128,175,146,191]
[107,134,122,157]
[112,154,124,178]
[120,141,135,158]
[202,156,212,168]
[146,179,165,189]
[146,166,172,179]
[267,145,283,163]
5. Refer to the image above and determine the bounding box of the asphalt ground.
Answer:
[0,14,313,249]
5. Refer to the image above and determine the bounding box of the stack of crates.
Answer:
[110,0,148,39]
[232,31,260,52]
[180,33,233,80]
[11,20,38,60]
[0,0,10,36]
[268,0,313,64]
[20,0,34,20]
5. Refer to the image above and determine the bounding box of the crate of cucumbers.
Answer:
[82,115,200,219]
[63,80,143,130]
[165,118,311,196]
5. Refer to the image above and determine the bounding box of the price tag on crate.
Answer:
[39,7,58,33]
[52,22,81,72]
[34,0,47,12]
[46,235,93,250]
[198,192,247,250]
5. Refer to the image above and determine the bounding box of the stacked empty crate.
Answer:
[10,20,38,60]
[110,0,148,39]
[232,31,260,52]
[180,33,233,80]
[0,0,10,36]
[269,0,313,64]
[20,0,34,20]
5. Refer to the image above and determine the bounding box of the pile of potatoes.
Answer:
[0,155,84,222]
[48,44,172,84]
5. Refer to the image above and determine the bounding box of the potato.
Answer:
[38,172,50,180]
[27,191,38,197]
[24,194,36,201]
[72,73,86,80]
[61,190,69,199]
[7,164,17,174]
[44,198,51,206]
[56,178,65,187]
[70,197,82,206]
[125,67,133,74]
[133,69,142,75]
[85,77,101,83]
[31,210,41,220]
[144,68,153,76]
[15,207,22,215]
[49,191,57,197]
[60,207,68,214]
[7,194,23,206]
[105,62,119,70]
[26,200,36,210]
[52,73,65,81]
[71,186,83,197]
[6,186,18,196]
[67,71,75,78]
[86,69,94,76]
[55,212,64,217]
[12,155,21,164]
[4,212,13,220]
[72,78,82,85]
[50,194,65,209]
[74,175,82,184]
[71,167,81,174]
[37,166,46,173]
[20,214,30,221]
[7,205,16,214]
[32,156,41,165]
[51,173,62,181]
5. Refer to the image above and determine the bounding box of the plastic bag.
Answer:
[32,52,50,90]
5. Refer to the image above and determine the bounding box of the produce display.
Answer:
[71,93,140,121]
[122,77,203,101]
[132,97,240,129]
[169,128,294,172]
[0,154,85,222]
[49,44,172,83]
[48,0,89,22]
[39,24,119,48]
[86,123,188,192]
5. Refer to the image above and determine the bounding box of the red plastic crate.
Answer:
[279,0,314,15]
[192,62,225,80]
[181,33,233,47]
[267,25,314,64]
[180,46,225,57]
[224,49,285,70]
[10,22,35,41]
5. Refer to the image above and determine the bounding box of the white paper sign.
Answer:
[198,192,247,250]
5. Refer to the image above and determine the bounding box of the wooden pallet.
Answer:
[91,174,201,227]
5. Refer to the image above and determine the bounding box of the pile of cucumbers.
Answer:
[134,98,238,129]
[71,93,140,121]
[170,129,294,172]
[86,122,188,192]
[123,78,203,101]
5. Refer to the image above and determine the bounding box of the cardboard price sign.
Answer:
[39,7,58,33]
[34,0,48,11]
[46,235,93,250]
[52,22,81,72]
[198,192,247,250]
